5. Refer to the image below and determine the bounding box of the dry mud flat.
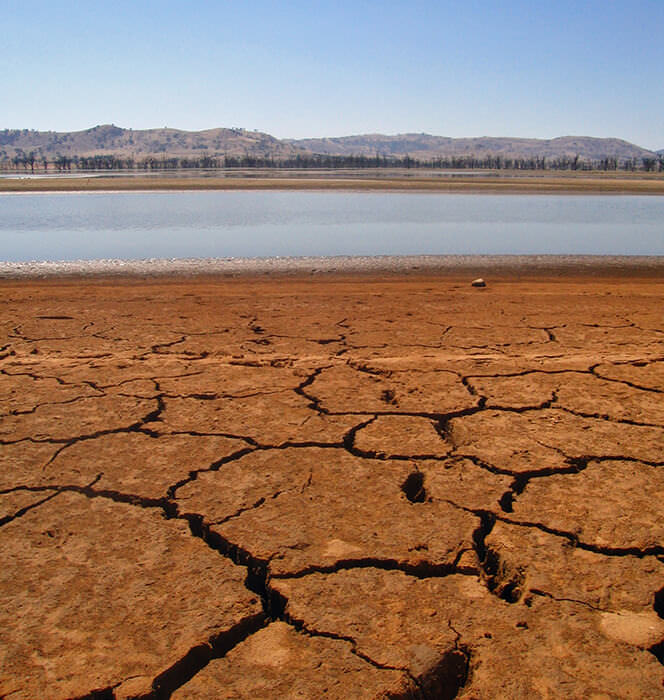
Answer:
[1,271,663,698]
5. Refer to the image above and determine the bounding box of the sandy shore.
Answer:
[2,254,663,280]
[2,171,664,194]
[1,271,663,697]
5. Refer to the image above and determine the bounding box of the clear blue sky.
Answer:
[2,0,662,149]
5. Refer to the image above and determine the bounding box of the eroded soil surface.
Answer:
[1,273,663,698]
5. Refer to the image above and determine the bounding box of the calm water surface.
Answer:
[0,191,662,262]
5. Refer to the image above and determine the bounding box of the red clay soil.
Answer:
[1,272,663,698]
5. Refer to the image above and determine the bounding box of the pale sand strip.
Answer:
[1,255,662,280]
[1,173,664,194]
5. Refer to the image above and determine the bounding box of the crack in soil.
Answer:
[0,488,62,528]
[3,278,664,697]
[137,613,267,700]
[10,479,474,697]
[270,556,466,582]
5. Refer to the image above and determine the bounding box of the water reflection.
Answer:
[0,191,662,262]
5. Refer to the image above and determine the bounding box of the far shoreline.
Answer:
[1,254,663,282]
[2,171,664,195]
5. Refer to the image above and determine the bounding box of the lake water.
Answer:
[0,191,662,262]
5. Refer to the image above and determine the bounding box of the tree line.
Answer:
[1,151,663,172]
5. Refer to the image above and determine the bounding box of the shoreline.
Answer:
[1,254,662,281]
[1,172,664,194]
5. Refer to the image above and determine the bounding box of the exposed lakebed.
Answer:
[1,275,663,697]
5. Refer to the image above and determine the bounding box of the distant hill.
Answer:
[288,133,656,161]
[0,125,659,168]
[0,124,304,161]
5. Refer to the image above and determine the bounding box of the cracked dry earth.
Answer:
[1,273,663,699]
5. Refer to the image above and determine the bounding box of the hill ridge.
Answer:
[0,124,659,166]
